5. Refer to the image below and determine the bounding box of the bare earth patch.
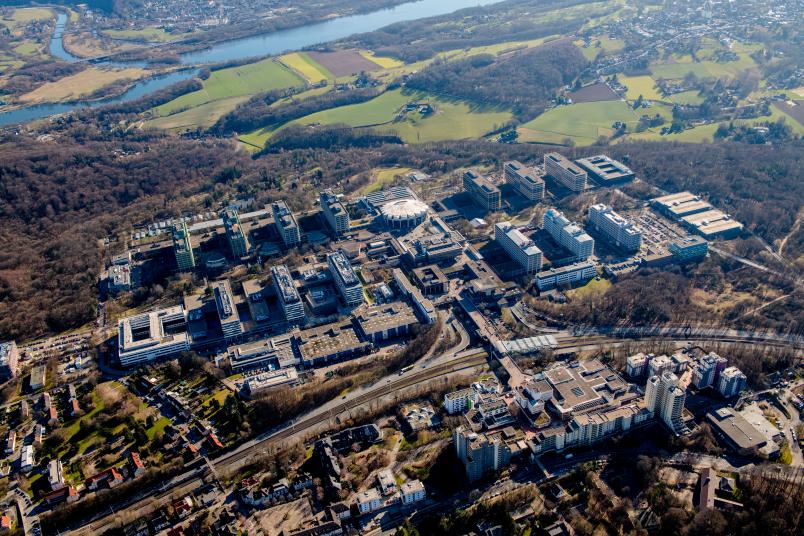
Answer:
[570,82,620,103]
[307,50,382,77]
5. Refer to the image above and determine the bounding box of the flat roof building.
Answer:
[320,189,350,236]
[463,170,501,212]
[272,264,305,324]
[543,209,594,261]
[354,301,419,343]
[575,154,634,184]
[706,407,770,455]
[495,222,543,274]
[230,334,298,372]
[504,160,545,202]
[652,192,712,219]
[544,152,587,192]
[272,201,302,248]
[588,204,642,252]
[535,261,595,291]
[328,252,363,307]
[410,265,449,295]
[681,209,744,239]
[172,221,195,271]
[222,208,250,258]
[118,306,190,367]
[296,323,371,367]
[212,280,242,341]
[669,235,708,262]
[242,368,299,396]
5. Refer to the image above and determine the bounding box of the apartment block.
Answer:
[645,371,686,434]
[544,152,587,192]
[716,366,746,398]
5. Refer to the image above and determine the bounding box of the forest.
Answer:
[404,41,587,121]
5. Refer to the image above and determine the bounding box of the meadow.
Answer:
[152,58,304,117]
[279,52,333,83]
[518,100,638,145]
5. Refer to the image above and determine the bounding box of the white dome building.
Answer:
[381,199,429,230]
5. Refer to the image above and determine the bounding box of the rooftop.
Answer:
[272,264,301,304]
[355,301,418,335]
[328,251,359,287]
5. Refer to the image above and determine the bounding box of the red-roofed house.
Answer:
[86,468,124,490]
[129,452,146,478]
[47,406,58,425]
[207,433,223,450]
[69,398,80,418]
[173,496,194,519]
[0,515,10,533]
[43,485,79,505]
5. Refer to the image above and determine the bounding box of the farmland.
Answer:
[151,58,305,117]
[145,96,251,131]
[620,75,664,102]
[18,67,150,104]
[279,52,333,83]
[308,50,384,77]
[518,100,638,145]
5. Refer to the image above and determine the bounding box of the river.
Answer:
[0,0,504,127]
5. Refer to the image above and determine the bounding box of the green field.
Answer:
[146,95,250,131]
[279,52,333,83]
[13,42,38,56]
[153,58,305,117]
[1,7,53,29]
[575,35,625,60]
[670,90,705,105]
[620,75,664,102]
[518,100,638,145]
[240,88,512,148]
[650,49,757,80]
[103,27,188,43]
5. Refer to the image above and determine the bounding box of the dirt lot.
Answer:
[569,82,620,103]
[308,50,382,77]
[257,497,314,536]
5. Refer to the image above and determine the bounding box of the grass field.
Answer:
[620,75,664,102]
[103,27,189,43]
[359,50,403,69]
[13,42,38,56]
[518,100,638,145]
[670,90,705,105]
[153,58,304,117]
[145,95,250,131]
[279,52,332,83]
[575,35,625,60]
[650,48,757,80]
[1,7,53,29]
[364,167,413,194]
[19,67,148,103]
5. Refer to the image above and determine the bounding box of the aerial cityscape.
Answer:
[0,1,801,535]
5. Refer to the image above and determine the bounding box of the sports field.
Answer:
[153,58,304,117]
[620,75,664,102]
[518,100,638,145]
[279,52,332,83]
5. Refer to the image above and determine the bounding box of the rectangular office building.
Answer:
[504,161,545,202]
[328,252,363,306]
[543,209,594,260]
[212,280,243,341]
[463,170,501,212]
[272,201,302,247]
[320,189,350,236]
[272,264,305,323]
[575,154,635,184]
[588,204,642,252]
[495,222,543,274]
[222,208,250,258]
[118,306,190,367]
[544,152,587,192]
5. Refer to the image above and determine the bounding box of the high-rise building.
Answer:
[0,341,19,380]
[544,152,587,192]
[626,352,650,378]
[587,204,642,252]
[172,222,196,271]
[716,366,746,398]
[271,264,305,324]
[222,208,249,258]
[494,222,543,274]
[454,427,512,482]
[212,280,242,341]
[463,170,501,212]
[543,209,594,260]
[645,371,686,434]
[328,252,363,306]
[320,189,350,236]
[272,201,302,248]
[504,161,545,202]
